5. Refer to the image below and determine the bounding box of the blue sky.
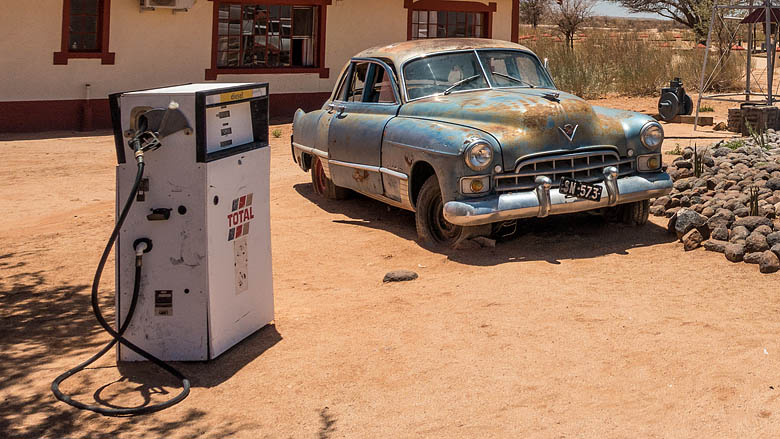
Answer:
[592,1,667,19]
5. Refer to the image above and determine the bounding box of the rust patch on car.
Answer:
[404,155,414,166]
[353,169,370,182]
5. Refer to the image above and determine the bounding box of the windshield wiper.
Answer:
[443,75,482,95]
[490,71,535,88]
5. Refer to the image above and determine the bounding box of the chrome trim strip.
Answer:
[380,167,408,180]
[511,145,620,168]
[603,166,619,207]
[329,160,381,172]
[534,176,552,217]
[384,139,460,156]
[292,142,328,159]
[399,177,413,210]
[442,172,673,226]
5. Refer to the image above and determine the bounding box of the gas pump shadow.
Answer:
[111,323,281,397]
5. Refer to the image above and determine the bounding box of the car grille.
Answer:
[494,148,635,193]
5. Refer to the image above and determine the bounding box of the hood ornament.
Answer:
[559,124,578,143]
[542,91,560,102]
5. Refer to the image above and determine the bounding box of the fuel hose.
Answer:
[51,141,190,416]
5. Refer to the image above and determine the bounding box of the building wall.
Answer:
[0,0,515,132]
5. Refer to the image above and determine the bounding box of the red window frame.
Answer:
[54,0,115,65]
[206,0,331,80]
[404,0,496,41]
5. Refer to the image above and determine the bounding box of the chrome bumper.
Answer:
[442,167,673,226]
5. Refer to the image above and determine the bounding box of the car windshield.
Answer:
[477,50,555,90]
[403,50,554,100]
[403,51,489,100]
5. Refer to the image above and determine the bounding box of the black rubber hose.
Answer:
[51,156,190,416]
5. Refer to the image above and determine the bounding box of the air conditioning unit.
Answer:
[141,0,196,10]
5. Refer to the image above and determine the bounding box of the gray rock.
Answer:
[665,207,680,218]
[675,208,709,239]
[701,207,716,217]
[383,270,419,283]
[725,243,746,262]
[674,160,693,169]
[703,239,728,253]
[683,229,704,251]
[760,251,780,273]
[711,226,729,241]
[746,232,770,253]
[653,196,671,208]
[744,252,763,264]
[734,216,773,231]
[767,231,780,247]
[755,225,774,236]
[707,209,735,229]
[767,177,780,191]
[682,147,694,159]
[734,206,750,217]
[673,178,694,191]
[650,205,665,216]
[772,243,780,258]
[729,226,750,242]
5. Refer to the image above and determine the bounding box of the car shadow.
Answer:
[293,183,676,266]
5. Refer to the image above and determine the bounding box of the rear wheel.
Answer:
[311,156,349,200]
[415,175,488,246]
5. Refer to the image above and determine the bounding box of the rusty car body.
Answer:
[291,38,673,245]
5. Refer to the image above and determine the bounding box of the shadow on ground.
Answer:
[0,253,272,438]
[294,183,676,265]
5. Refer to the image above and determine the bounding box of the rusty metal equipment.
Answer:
[658,78,693,121]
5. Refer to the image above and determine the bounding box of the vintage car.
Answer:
[291,39,673,245]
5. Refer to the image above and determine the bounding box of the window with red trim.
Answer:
[54,0,115,65]
[405,0,496,41]
[411,10,487,39]
[207,1,330,79]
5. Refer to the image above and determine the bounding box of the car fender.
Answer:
[382,116,503,205]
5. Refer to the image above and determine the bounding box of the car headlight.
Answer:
[464,139,493,171]
[640,122,664,150]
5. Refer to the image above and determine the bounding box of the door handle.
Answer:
[327,104,347,116]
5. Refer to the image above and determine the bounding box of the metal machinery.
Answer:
[695,0,780,129]
[658,78,694,121]
[111,83,274,361]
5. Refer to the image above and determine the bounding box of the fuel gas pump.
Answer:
[52,83,273,416]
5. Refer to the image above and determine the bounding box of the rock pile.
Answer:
[650,136,780,274]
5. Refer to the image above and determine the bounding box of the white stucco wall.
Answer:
[0,0,514,103]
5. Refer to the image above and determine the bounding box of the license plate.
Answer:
[558,177,603,201]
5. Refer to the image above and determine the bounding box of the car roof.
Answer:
[353,38,533,68]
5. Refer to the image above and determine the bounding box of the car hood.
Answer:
[398,88,631,169]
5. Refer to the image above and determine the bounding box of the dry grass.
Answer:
[525,32,744,98]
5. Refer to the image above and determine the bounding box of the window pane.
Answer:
[214,2,318,70]
[70,33,98,51]
[229,5,241,20]
[71,0,98,14]
[412,10,419,23]
[412,23,419,39]
[348,63,369,102]
[293,7,313,37]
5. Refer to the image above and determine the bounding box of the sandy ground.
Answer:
[2,101,780,438]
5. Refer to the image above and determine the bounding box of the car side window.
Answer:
[333,66,351,102]
[347,62,369,102]
[364,64,397,104]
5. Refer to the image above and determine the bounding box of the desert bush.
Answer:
[525,31,744,98]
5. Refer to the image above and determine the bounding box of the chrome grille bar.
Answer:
[494,149,635,193]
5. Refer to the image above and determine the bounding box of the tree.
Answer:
[554,0,595,49]
[519,0,550,29]
[612,0,713,43]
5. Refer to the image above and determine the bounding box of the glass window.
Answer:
[216,3,318,69]
[477,50,555,89]
[69,0,102,51]
[347,63,369,102]
[410,10,487,40]
[365,64,396,104]
[403,52,489,100]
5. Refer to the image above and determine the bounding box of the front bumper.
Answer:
[442,167,673,226]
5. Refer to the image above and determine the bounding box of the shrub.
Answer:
[272,128,283,138]
[525,31,744,98]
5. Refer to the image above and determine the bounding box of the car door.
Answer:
[327,59,402,195]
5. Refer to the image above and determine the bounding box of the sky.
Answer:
[592,1,668,20]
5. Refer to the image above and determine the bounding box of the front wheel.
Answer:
[619,200,650,225]
[415,175,488,246]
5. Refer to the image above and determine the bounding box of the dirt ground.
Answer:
[2,99,780,438]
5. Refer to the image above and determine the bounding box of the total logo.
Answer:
[227,193,254,241]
